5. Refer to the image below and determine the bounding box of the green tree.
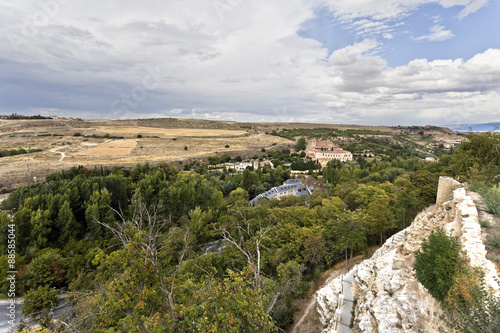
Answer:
[414,228,468,303]
[20,250,67,292]
[30,209,52,249]
[12,207,32,255]
[57,200,79,245]
[296,137,306,151]
[0,212,11,255]
[209,156,220,165]
[22,285,59,319]
[451,132,500,184]
[85,189,115,239]
[179,267,277,332]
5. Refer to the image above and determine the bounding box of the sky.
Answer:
[0,0,499,126]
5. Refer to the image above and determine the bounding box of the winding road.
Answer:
[50,148,66,163]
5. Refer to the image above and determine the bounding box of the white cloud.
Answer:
[320,0,488,38]
[323,42,500,125]
[415,24,454,41]
[322,0,488,20]
[0,0,498,126]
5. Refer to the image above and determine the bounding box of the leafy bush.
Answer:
[414,227,467,303]
[482,185,500,215]
[22,285,59,318]
[479,217,492,228]
[486,233,500,250]
[296,137,306,151]
[451,132,500,183]
[445,278,500,332]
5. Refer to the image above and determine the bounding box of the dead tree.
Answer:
[93,203,189,314]
[217,205,274,290]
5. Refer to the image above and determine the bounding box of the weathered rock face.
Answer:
[316,203,455,333]
[316,185,500,333]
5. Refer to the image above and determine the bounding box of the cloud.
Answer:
[440,0,490,19]
[320,0,488,38]
[415,24,454,41]
[322,0,489,20]
[0,0,498,126]
[327,39,386,92]
[323,42,500,125]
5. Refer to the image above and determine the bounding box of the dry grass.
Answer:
[72,139,138,156]
[0,118,462,192]
[0,119,292,190]
[95,126,248,138]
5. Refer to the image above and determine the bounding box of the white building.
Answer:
[249,179,315,205]
[305,140,353,167]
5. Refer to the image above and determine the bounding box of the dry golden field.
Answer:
[72,139,138,156]
[0,118,291,190]
[0,118,463,191]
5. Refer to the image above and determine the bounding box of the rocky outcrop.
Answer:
[315,183,498,333]
[350,208,449,333]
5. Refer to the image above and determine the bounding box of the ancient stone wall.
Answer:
[436,176,460,206]
[452,188,500,294]
[315,183,498,333]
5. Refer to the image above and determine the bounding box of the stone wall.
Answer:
[436,176,460,206]
[315,183,499,333]
[451,188,500,294]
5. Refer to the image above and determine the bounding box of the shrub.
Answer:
[445,278,500,332]
[73,132,82,137]
[482,185,500,215]
[414,227,467,303]
[22,285,59,318]
[479,217,492,228]
[225,144,230,148]
[137,134,142,138]
[184,146,188,151]
[486,233,500,250]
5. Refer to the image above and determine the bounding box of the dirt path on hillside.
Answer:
[289,253,375,333]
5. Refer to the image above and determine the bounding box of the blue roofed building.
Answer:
[249,178,315,205]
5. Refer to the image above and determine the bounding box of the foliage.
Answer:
[0,148,42,158]
[479,217,492,228]
[18,249,67,293]
[179,267,277,332]
[445,277,500,332]
[0,131,457,330]
[480,185,500,215]
[414,228,468,303]
[451,132,500,184]
[296,137,306,151]
[486,233,500,250]
[22,285,59,318]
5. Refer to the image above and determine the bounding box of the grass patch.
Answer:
[486,233,500,250]
[479,217,492,228]
[473,183,500,216]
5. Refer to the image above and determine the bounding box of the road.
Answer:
[50,148,66,163]
[0,300,22,333]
